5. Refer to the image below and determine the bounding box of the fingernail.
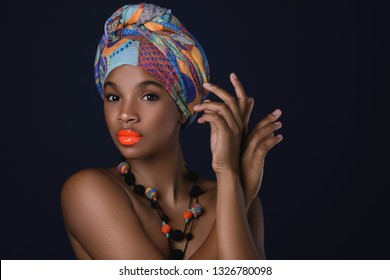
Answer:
[272,109,281,116]
[203,82,212,87]
[232,72,238,80]
[277,134,283,140]
[193,105,200,110]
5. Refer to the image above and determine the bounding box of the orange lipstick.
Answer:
[117,130,142,146]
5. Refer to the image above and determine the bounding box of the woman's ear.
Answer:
[178,112,187,125]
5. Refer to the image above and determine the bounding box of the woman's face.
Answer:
[103,65,186,159]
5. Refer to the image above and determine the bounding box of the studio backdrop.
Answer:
[1,0,388,259]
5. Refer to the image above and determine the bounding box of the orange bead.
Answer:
[161,224,171,234]
[183,210,193,220]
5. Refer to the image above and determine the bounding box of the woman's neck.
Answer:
[127,144,190,205]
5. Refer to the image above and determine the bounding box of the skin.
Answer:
[60,65,283,260]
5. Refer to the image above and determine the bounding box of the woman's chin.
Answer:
[116,144,158,160]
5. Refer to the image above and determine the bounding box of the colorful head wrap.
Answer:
[94,3,210,127]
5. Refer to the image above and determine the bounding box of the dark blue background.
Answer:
[1,0,389,259]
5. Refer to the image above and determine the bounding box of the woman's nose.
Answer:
[117,102,140,123]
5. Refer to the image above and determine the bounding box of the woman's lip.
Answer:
[117,129,142,137]
[117,130,142,146]
[117,136,142,146]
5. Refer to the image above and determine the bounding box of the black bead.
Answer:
[185,233,193,240]
[133,184,145,196]
[150,201,158,209]
[124,173,135,185]
[188,171,199,182]
[189,185,204,197]
[170,249,184,260]
[161,215,169,223]
[120,156,127,162]
[171,230,184,241]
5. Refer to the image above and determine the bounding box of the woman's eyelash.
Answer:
[142,93,159,101]
[104,93,159,102]
[105,94,119,102]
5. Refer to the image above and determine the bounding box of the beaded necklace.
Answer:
[117,156,204,259]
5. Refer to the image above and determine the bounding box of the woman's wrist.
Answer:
[215,167,240,181]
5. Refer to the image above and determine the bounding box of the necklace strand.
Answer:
[117,156,204,259]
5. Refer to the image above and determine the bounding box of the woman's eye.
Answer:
[142,93,159,101]
[106,94,119,102]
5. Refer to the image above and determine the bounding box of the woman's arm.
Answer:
[247,196,266,259]
[194,78,259,259]
[215,169,261,259]
[61,168,165,259]
[194,74,282,259]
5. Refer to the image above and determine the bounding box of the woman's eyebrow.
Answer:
[103,80,164,90]
[103,81,117,90]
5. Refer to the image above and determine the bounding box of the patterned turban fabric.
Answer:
[94,2,210,127]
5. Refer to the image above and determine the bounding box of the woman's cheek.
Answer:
[104,107,118,139]
[150,110,178,138]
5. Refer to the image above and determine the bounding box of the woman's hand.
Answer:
[229,73,283,208]
[240,108,283,207]
[193,79,244,176]
[194,73,278,259]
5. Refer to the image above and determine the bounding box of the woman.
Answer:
[61,2,283,260]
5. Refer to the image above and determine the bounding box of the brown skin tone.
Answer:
[60,65,283,259]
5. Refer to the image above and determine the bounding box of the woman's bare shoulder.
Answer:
[62,168,113,188]
[60,168,165,259]
[60,168,131,234]
[61,167,127,200]
[62,168,123,209]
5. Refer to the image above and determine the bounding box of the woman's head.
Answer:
[94,2,210,128]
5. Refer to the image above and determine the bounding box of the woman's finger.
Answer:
[255,108,283,130]
[244,120,283,155]
[201,100,215,114]
[197,111,230,135]
[243,135,283,167]
[229,73,250,121]
[254,134,283,156]
[203,82,242,129]
[243,97,254,134]
[194,101,240,132]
